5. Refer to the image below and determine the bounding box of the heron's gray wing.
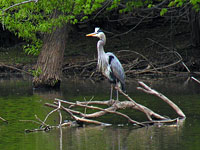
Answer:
[106,52,125,85]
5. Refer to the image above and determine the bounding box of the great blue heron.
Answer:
[86,27,125,100]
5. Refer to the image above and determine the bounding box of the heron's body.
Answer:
[86,27,125,100]
[97,48,125,91]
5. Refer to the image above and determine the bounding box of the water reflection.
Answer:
[0,75,200,150]
[33,76,200,101]
[53,123,188,150]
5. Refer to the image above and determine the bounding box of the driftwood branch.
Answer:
[53,99,146,127]
[0,116,7,122]
[43,100,61,124]
[115,87,167,121]
[137,81,186,118]
[0,63,33,75]
[191,76,200,85]
[24,81,185,131]
[45,103,111,126]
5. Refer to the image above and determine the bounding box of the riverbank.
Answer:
[0,23,200,79]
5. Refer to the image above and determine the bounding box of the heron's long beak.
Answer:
[86,33,97,37]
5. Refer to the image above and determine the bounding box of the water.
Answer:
[0,74,200,150]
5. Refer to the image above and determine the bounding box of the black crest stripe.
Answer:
[109,55,114,64]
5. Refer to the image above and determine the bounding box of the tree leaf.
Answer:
[160,8,168,16]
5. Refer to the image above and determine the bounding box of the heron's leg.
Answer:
[110,84,113,100]
[115,82,120,101]
[116,88,119,101]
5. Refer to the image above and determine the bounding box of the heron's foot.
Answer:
[108,99,115,106]
[114,99,120,104]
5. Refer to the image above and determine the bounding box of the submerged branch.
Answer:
[0,116,7,122]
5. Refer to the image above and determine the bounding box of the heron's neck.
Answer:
[97,39,107,71]
[97,39,106,55]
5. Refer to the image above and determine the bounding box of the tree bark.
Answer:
[189,8,200,47]
[33,10,67,88]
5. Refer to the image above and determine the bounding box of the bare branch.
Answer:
[137,81,186,118]
[115,87,167,120]
[53,99,145,127]
[0,116,6,122]
[2,0,38,13]
[117,50,157,72]
[0,63,33,76]
[60,105,111,126]
[43,100,61,125]
[25,81,185,129]
[111,12,152,38]
[191,76,200,85]
[19,119,42,125]
[35,115,48,127]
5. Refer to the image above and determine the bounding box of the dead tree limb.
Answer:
[34,114,47,126]
[19,119,42,126]
[43,82,185,127]
[117,50,157,72]
[191,76,200,85]
[137,81,186,118]
[180,60,200,85]
[53,99,146,127]
[0,63,33,76]
[45,103,111,126]
[24,81,185,130]
[43,100,61,124]
[115,87,167,120]
[0,116,6,122]
[61,105,111,126]
[142,117,182,125]
[59,99,115,107]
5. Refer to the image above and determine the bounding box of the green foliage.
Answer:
[119,0,145,13]
[30,67,42,77]
[168,0,186,7]
[0,0,200,56]
[107,0,121,10]
[118,0,200,16]
[0,0,109,55]
[167,0,200,12]
[160,8,168,16]
[24,40,42,55]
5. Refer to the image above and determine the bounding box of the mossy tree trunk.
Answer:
[33,11,67,88]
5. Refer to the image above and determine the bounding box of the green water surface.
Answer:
[0,76,200,150]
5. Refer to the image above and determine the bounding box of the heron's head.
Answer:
[86,27,106,43]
